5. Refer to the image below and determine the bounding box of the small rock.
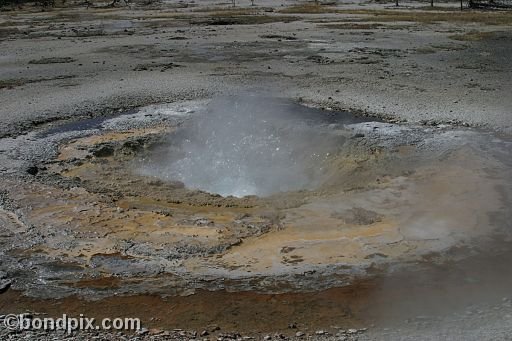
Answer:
[92,145,114,157]
[149,328,163,335]
[26,166,39,175]
[194,218,214,226]
[295,331,305,337]
[136,328,149,336]
[347,328,358,334]
[263,336,272,340]
[209,325,221,332]
[315,330,327,335]
[200,330,209,337]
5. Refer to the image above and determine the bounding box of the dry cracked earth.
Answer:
[1,0,512,340]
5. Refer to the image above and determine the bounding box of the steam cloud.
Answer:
[139,95,348,197]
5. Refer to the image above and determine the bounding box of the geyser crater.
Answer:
[137,96,365,197]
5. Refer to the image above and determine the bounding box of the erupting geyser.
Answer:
[138,96,353,197]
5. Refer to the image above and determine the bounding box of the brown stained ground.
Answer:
[0,283,373,334]
[3,241,512,334]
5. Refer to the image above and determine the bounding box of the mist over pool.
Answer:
[137,96,349,197]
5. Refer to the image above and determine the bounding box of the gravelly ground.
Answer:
[1,0,512,137]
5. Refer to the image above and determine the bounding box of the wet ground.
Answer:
[1,97,512,339]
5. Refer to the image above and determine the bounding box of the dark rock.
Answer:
[121,140,143,154]
[260,34,297,41]
[27,165,39,175]
[306,55,333,64]
[92,145,114,157]
[0,279,11,293]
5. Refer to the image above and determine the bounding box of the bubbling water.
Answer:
[138,96,356,197]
